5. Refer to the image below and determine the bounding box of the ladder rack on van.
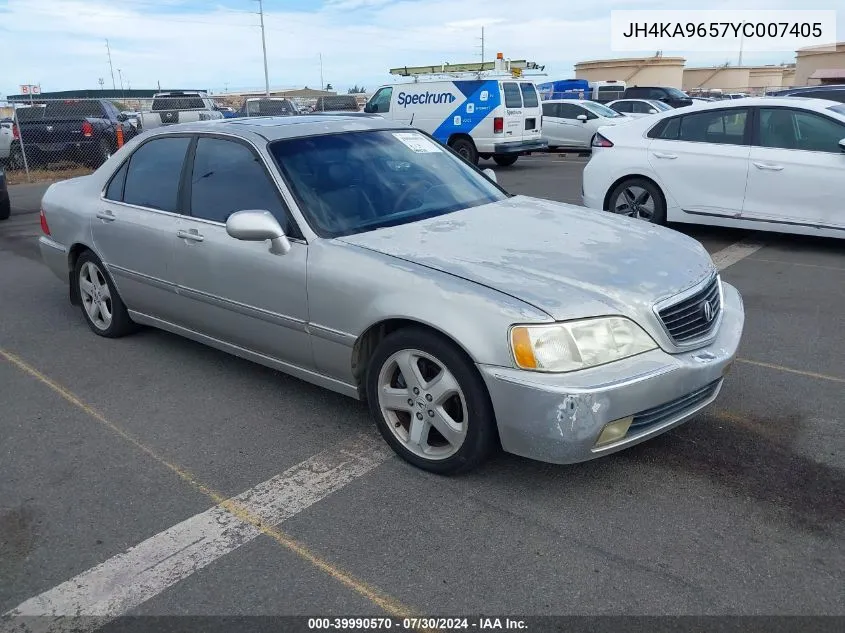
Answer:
[389,53,545,81]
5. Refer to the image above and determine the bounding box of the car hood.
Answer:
[338,196,715,323]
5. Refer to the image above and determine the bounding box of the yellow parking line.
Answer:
[0,346,418,622]
[737,357,845,384]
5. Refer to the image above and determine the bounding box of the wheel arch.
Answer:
[603,173,666,212]
[446,133,476,150]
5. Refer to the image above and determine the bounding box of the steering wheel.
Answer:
[392,180,432,214]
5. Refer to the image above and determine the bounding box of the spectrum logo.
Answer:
[397,91,457,107]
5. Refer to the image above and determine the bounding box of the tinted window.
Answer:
[269,130,506,238]
[759,108,845,152]
[542,102,559,117]
[503,83,523,108]
[152,95,204,110]
[369,87,393,113]
[189,137,292,230]
[650,116,681,139]
[314,96,359,112]
[15,107,45,122]
[557,103,583,119]
[519,83,539,107]
[105,162,128,201]
[676,109,748,144]
[632,101,652,113]
[625,87,648,98]
[246,99,297,116]
[611,101,633,113]
[123,137,191,211]
[44,101,105,119]
[793,89,845,104]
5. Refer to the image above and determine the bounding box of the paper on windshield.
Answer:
[392,132,442,153]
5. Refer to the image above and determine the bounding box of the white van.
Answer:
[363,79,546,166]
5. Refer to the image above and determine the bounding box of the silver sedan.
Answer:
[38,115,744,474]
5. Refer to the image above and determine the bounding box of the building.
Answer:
[682,65,793,93]
[794,41,845,86]
[575,55,685,88]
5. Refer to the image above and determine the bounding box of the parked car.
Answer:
[313,95,360,112]
[214,105,238,118]
[607,99,673,118]
[15,99,138,168]
[137,91,223,130]
[121,111,141,129]
[622,86,693,108]
[541,99,631,150]
[582,97,845,239]
[0,167,9,221]
[36,115,744,474]
[0,120,12,165]
[239,97,299,117]
[767,84,845,104]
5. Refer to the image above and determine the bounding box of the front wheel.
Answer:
[492,154,518,167]
[607,178,667,224]
[366,328,498,474]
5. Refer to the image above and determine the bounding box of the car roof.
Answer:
[664,96,843,111]
[143,114,397,141]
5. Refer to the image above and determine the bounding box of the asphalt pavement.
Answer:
[1,156,842,627]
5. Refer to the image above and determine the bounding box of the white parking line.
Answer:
[4,435,391,630]
[710,237,765,271]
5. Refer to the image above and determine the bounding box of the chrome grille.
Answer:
[657,275,721,344]
[629,380,721,430]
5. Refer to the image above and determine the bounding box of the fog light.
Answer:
[595,416,633,447]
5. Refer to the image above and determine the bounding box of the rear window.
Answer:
[314,96,359,111]
[519,83,539,107]
[43,101,105,119]
[503,83,523,108]
[15,107,45,122]
[625,87,648,98]
[246,99,298,116]
[152,95,205,110]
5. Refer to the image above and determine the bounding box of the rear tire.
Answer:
[448,137,479,166]
[366,327,498,475]
[0,197,10,221]
[88,138,112,168]
[74,250,137,338]
[606,177,667,225]
[492,154,518,167]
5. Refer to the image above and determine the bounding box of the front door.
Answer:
[92,135,191,321]
[170,135,314,369]
[742,106,845,229]
[647,107,751,217]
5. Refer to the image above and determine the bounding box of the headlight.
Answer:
[510,317,657,372]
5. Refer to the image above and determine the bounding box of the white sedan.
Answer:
[607,99,674,118]
[582,97,845,239]
[541,100,631,150]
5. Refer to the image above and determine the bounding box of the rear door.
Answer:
[519,82,542,144]
[647,107,751,217]
[500,82,524,143]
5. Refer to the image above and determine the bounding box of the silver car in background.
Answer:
[37,116,744,474]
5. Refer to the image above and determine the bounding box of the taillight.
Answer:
[12,123,19,140]
[592,133,613,148]
[493,117,503,134]
[82,121,94,137]
[40,208,51,235]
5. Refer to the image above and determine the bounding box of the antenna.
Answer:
[105,39,116,90]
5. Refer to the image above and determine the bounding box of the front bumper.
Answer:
[493,139,548,154]
[478,282,744,464]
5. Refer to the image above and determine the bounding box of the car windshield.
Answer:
[581,101,624,118]
[649,100,673,111]
[269,130,507,238]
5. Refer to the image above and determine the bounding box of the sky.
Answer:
[0,0,842,99]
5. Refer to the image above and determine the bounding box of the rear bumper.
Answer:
[38,236,68,282]
[493,139,548,154]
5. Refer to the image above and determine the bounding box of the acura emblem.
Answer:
[702,300,714,323]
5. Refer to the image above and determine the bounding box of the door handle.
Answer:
[176,229,204,242]
[752,162,784,171]
[652,152,678,159]
[96,210,116,222]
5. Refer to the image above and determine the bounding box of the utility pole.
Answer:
[480,26,485,65]
[118,69,124,100]
[255,0,270,96]
[105,39,116,90]
[738,33,744,66]
[319,53,324,90]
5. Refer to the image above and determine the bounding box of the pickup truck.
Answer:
[137,91,224,130]
[15,100,137,168]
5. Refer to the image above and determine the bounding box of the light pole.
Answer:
[118,69,125,102]
[255,0,270,96]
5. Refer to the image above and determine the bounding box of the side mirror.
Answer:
[648,109,658,114]
[363,102,373,113]
[576,114,588,122]
[839,138,845,153]
[482,168,497,183]
[226,210,291,255]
